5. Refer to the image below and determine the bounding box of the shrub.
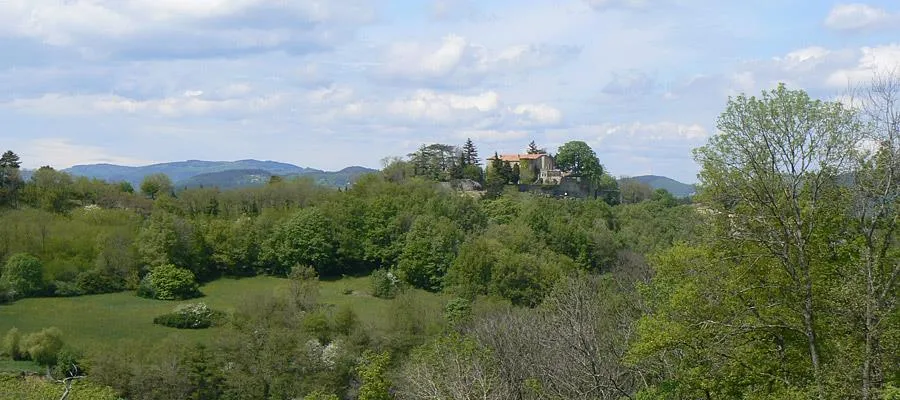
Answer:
[75,269,122,295]
[304,391,340,400]
[51,280,83,297]
[2,328,22,360]
[22,327,64,368]
[371,269,399,299]
[138,264,200,300]
[444,297,472,327]
[1,253,45,299]
[153,302,223,329]
[0,282,13,304]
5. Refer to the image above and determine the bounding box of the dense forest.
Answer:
[1,77,899,399]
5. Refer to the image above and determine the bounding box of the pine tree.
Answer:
[0,151,21,168]
[526,141,546,155]
[462,138,480,166]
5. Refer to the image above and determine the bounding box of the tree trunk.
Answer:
[802,282,823,400]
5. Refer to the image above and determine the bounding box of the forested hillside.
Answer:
[1,78,899,399]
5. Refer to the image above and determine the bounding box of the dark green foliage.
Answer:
[462,138,480,166]
[54,346,83,378]
[371,269,400,299]
[1,253,45,299]
[263,207,338,276]
[75,269,122,295]
[0,150,24,208]
[137,264,200,300]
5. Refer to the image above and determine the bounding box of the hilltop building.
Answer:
[486,153,565,185]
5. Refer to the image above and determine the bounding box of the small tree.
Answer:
[140,173,173,199]
[357,350,392,400]
[23,327,64,374]
[2,327,23,360]
[2,253,45,298]
[138,264,200,300]
[462,138,480,166]
[526,141,546,154]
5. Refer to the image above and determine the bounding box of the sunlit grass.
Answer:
[0,275,448,372]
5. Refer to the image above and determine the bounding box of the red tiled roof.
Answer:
[487,153,547,162]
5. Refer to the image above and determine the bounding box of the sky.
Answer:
[1,0,899,183]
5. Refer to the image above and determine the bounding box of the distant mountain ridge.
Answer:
[621,175,697,198]
[63,160,377,189]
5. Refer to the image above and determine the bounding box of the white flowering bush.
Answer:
[153,302,224,329]
[371,269,401,299]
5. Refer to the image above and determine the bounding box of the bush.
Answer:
[138,264,200,300]
[0,282,13,304]
[444,297,472,327]
[22,327,64,368]
[1,253,45,299]
[371,269,399,299]
[2,328,22,360]
[153,302,223,329]
[75,269,122,295]
[51,280,83,297]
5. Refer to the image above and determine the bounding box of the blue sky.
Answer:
[1,0,898,182]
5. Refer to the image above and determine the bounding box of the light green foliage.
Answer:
[0,374,118,400]
[2,328,22,360]
[139,173,173,199]
[2,253,44,298]
[396,333,505,400]
[632,83,878,398]
[22,327,64,367]
[304,391,340,400]
[138,264,200,300]
[21,166,75,213]
[357,350,392,400]
[395,215,463,291]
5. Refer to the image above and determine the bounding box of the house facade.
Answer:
[486,153,564,185]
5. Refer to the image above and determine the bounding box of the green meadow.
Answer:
[0,275,442,368]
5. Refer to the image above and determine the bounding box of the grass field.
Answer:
[0,275,446,370]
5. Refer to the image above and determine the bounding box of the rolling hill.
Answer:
[624,175,697,198]
[63,160,378,189]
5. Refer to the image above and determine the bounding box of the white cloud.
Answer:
[825,3,899,31]
[21,138,152,169]
[457,129,528,142]
[380,35,580,86]
[827,44,900,87]
[511,104,563,125]
[386,90,500,120]
[0,0,374,59]
[8,91,284,118]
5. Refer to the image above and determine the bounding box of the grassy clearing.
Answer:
[0,360,41,374]
[0,275,447,369]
